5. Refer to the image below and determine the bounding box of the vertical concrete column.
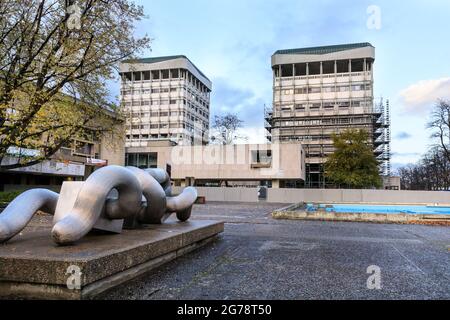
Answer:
[371,60,375,112]
[272,180,280,189]
[292,64,296,116]
[363,58,367,110]
[272,67,276,114]
[177,69,181,116]
[334,61,338,110]
[184,177,196,187]
[277,65,282,116]
[319,62,324,108]
[348,59,352,110]
[306,63,310,114]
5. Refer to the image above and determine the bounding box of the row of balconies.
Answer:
[124,102,210,113]
[275,92,371,103]
[130,116,191,122]
[121,78,185,87]
[121,86,210,101]
[126,138,202,148]
[127,128,183,134]
[274,71,371,84]
[121,94,210,107]
[128,115,209,127]
[274,132,370,142]
[122,100,210,113]
[270,128,380,139]
[273,97,374,107]
[122,78,210,95]
[124,104,210,121]
[276,77,371,87]
[128,125,210,134]
[127,123,207,131]
[125,127,205,135]
[122,80,210,98]
[126,131,207,139]
[128,113,209,124]
[270,119,377,129]
[121,87,210,98]
[271,131,388,147]
[270,107,375,118]
[275,82,371,93]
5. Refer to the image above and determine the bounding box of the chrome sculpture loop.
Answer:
[0,166,198,245]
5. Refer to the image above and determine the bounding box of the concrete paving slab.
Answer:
[0,216,223,299]
[99,202,450,300]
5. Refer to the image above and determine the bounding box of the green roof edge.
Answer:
[273,42,374,56]
[122,55,210,82]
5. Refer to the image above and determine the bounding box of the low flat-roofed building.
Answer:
[383,176,401,190]
[1,130,125,192]
[125,141,305,188]
[1,114,125,192]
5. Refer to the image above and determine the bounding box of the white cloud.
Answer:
[236,127,268,144]
[399,77,450,114]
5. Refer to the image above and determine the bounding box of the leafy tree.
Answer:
[210,113,247,145]
[0,0,150,170]
[325,129,382,189]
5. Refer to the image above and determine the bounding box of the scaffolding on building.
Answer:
[264,98,392,188]
[376,98,392,177]
[264,104,273,143]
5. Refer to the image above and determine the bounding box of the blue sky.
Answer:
[113,0,450,170]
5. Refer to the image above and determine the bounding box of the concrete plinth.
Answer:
[0,216,224,300]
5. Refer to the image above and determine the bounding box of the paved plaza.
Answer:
[99,202,450,300]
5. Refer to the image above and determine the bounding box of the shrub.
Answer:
[0,191,23,204]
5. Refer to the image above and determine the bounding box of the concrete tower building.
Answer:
[266,43,389,188]
[119,56,212,150]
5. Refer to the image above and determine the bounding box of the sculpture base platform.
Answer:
[0,216,224,300]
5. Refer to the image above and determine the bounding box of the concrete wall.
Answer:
[272,189,450,205]
[6,185,449,206]
[173,187,259,203]
[100,126,126,166]
[137,143,305,182]
[183,187,450,205]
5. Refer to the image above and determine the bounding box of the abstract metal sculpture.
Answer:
[0,166,198,245]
